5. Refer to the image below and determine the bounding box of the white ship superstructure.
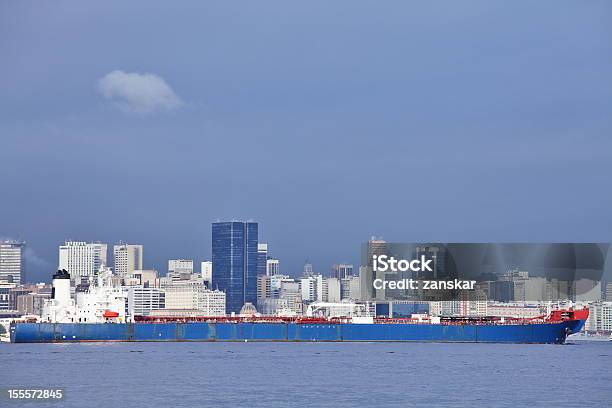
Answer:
[43,268,126,323]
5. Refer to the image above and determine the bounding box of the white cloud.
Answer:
[97,70,183,114]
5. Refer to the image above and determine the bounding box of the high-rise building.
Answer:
[332,263,354,279]
[212,221,258,314]
[303,262,313,277]
[266,258,280,276]
[201,261,212,286]
[0,240,26,284]
[58,241,108,283]
[415,245,446,279]
[257,244,268,276]
[340,278,351,300]
[326,278,341,302]
[256,244,279,276]
[360,237,387,301]
[113,243,143,278]
[316,275,328,302]
[300,277,317,302]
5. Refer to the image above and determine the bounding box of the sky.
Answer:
[1,1,611,283]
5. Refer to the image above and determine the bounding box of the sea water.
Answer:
[1,341,611,407]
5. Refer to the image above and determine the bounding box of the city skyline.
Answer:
[1,231,359,284]
[5,233,612,285]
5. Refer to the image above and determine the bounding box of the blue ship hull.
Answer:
[10,319,586,344]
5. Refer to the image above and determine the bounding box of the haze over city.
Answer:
[1,2,611,282]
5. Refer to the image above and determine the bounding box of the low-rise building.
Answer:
[0,283,17,310]
[132,269,159,287]
[17,293,51,316]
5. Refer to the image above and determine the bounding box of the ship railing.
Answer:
[371,317,555,326]
[132,315,339,324]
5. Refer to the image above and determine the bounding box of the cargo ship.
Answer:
[10,308,588,344]
[7,270,589,344]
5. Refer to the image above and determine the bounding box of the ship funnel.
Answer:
[51,269,71,306]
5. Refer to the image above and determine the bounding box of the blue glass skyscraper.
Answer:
[212,221,258,314]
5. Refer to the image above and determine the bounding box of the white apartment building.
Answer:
[164,284,226,316]
[59,241,108,282]
[0,240,25,284]
[200,261,212,285]
[585,302,612,333]
[326,278,341,303]
[113,243,143,278]
[127,287,165,317]
[300,274,342,303]
[300,277,317,302]
[317,277,329,302]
